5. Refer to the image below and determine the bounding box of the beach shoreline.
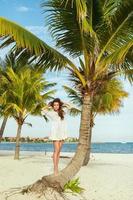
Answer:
[0,151,133,200]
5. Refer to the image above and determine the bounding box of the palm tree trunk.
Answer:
[14,123,22,160]
[0,116,8,142]
[82,127,92,166]
[25,93,93,193]
[82,113,94,166]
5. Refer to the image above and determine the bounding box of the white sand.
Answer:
[0,150,133,200]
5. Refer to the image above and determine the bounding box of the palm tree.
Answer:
[63,77,128,165]
[0,0,133,195]
[0,60,8,142]
[0,110,8,142]
[0,53,19,142]
[0,66,56,159]
[0,51,41,142]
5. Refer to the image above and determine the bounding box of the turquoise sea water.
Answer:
[0,142,133,153]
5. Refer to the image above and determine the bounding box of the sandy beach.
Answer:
[0,151,133,200]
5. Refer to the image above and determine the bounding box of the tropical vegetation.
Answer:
[0,59,56,159]
[0,0,133,198]
[63,77,128,165]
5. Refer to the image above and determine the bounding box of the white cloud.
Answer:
[17,6,29,12]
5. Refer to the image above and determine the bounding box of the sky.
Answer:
[0,0,133,142]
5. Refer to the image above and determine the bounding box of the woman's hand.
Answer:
[48,102,52,107]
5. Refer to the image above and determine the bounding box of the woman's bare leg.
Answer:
[53,140,60,175]
[59,140,64,153]
[56,140,64,169]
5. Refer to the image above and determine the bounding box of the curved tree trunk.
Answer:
[14,123,22,160]
[82,127,93,166]
[82,114,94,166]
[0,116,8,142]
[24,93,93,194]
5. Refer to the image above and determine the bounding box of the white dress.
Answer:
[41,107,69,141]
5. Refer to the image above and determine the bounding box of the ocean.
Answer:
[0,142,133,153]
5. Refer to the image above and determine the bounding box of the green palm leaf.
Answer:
[63,77,128,115]
[96,11,133,67]
[0,17,87,86]
[0,17,69,70]
[0,57,57,120]
[63,85,82,106]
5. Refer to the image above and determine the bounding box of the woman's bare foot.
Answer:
[54,170,58,176]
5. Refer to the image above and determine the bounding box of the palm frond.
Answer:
[41,0,83,56]
[41,0,98,57]
[63,85,83,106]
[24,122,32,127]
[69,107,81,116]
[93,78,128,115]
[0,17,73,71]
[96,11,133,68]
[0,62,57,120]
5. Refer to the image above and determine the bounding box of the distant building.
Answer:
[1,136,78,143]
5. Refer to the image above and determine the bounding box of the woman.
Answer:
[41,98,71,175]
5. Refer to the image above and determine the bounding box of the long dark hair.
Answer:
[49,98,65,120]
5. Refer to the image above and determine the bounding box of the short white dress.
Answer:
[41,107,68,141]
